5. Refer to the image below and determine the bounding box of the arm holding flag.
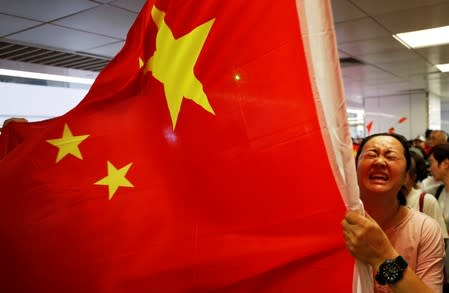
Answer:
[343,211,441,293]
[0,117,28,159]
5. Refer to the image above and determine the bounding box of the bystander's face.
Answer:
[357,136,407,198]
[429,154,445,181]
[429,131,447,148]
[413,139,425,149]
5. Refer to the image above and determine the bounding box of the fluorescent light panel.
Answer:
[436,63,449,72]
[0,68,95,85]
[393,25,449,49]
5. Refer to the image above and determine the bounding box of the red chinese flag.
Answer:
[0,0,356,292]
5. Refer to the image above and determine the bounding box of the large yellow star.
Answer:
[140,6,215,130]
[46,123,89,163]
[94,161,134,200]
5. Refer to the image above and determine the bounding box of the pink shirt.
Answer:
[374,208,445,293]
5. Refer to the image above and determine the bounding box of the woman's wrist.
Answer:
[372,251,400,271]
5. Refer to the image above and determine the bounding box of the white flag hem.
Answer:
[295,1,372,292]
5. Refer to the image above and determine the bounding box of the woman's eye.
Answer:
[386,156,398,160]
[364,152,377,158]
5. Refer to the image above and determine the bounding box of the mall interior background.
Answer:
[1,0,449,140]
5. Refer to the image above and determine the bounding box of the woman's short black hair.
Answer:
[355,132,411,206]
[429,143,449,164]
[425,128,433,139]
[409,150,427,182]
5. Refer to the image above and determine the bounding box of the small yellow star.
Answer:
[95,161,134,200]
[140,5,215,130]
[46,123,89,163]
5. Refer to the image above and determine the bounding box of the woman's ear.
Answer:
[442,158,449,169]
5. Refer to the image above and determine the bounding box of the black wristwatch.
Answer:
[375,256,408,285]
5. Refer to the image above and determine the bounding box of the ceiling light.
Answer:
[0,68,95,85]
[393,25,449,49]
[436,63,449,72]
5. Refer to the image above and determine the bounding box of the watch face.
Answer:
[380,260,402,283]
[376,256,408,285]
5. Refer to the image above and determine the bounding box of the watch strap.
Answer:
[394,255,408,270]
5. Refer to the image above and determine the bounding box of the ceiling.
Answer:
[333,0,449,107]
[1,0,449,107]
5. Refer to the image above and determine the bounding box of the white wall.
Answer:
[429,92,442,130]
[0,81,87,126]
[442,100,449,133]
[364,92,428,139]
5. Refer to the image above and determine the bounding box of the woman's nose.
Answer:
[373,156,387,166]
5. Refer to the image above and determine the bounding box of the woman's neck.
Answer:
[362,195,405,229]
[442,174,449,191]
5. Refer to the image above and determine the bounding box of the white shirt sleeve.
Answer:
[423,192,449,238]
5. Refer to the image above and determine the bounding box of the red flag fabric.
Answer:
[0,1,355,292]
[398,116,407,124]
[366,120,373,135]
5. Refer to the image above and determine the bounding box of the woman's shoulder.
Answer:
[408,207,433,220]
[390,209,444,259]
[407,208,442,235]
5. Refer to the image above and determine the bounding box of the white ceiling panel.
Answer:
[331,0,366,23]
[341,64,398,82]
[359,49,423,65]
[338,37,405,56]
[351,0,448,16]
[0,0,98,22]
[379,60,436,76]
[54,5,137,39]
[0,0,449,102]
[110,0,147,13]
[0,14,40,37]
[6,24,118,52]
[374,3,449,33]
[334,17,391,44]
[82,41,124,57]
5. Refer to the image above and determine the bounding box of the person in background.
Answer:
[409,150,428,184]
[343,133,445,293]
[407,150,449,291]
[402,156,448,240]
[411,135,427,159]
[428,143,449,291]
[0,117,29,159]
[424,129,433,157]
[422,130,449,194]
[0,117,28,134]
[428,144,449,224]
[430,131,449,149]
